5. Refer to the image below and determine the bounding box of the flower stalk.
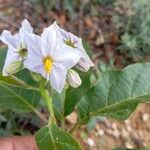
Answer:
[40,87,56,125]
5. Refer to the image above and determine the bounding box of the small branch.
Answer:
[40,89,56,125]
[69,122,80,134]
[33,108,48,124]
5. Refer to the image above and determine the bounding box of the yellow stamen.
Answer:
[44,57,53,73]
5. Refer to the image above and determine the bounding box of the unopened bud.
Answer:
[65,82,69,89]
[76,58,91,72]
[4,61,23,75]
[67,69,82,88]
[30,72,42,81]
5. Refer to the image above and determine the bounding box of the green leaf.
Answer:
[82,40,93,58]
[78,63,150,123]
[15,69,39,88]
[0,73,36,89]
[87,116,105,132]
[53,90,66,121]
[0,47,7,72]
[35,125,82,150]
[64,0,74,16]
[0,47,40,108]
[0,70,40,110]
[64,71,91,116]
[0,82,39,111]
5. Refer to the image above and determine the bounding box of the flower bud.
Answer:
[67,69,82,88]
[76,58,91,72]
[30,72,42,81]
[64,82,69,90]
[4,61,23,75]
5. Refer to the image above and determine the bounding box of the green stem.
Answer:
[61,89,66,130]
[40,89,56,125]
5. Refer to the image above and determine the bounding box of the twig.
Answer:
[28,95,48,125]
[33,108,48,124]
[69,122,80,134]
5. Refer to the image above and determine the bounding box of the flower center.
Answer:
[17,43,27,59]
[18,48,27,58]
[44,57,53,73]
[64,39,76,48]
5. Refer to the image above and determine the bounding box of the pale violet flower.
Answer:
[24,24,81,93]
[67,69,82,88]
[53,22,94,72]
[0,19,33,76]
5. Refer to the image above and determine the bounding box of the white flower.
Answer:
[0,19,33,76]
[53,22,94,72]
[67,69,82,88]
[24,24,81,93]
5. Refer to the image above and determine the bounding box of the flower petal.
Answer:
[53,23,94,68]
[53,43,81,69]
[24,34,44,71]
[53,22,69,41]
[25,62,46,79]
[24,53,43,70]
[23,32,43,57]
[41,24,58,56]
[0,30,20,49]
[76,39,94,67]
[50,64,67,93]
[23,32,46,78]
[2,47,20,76]
[20,19,33,33]
[19,19,33,42]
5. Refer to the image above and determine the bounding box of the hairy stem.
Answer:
[40,89,56,125]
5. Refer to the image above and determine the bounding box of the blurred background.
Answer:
[0,0,150,149]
